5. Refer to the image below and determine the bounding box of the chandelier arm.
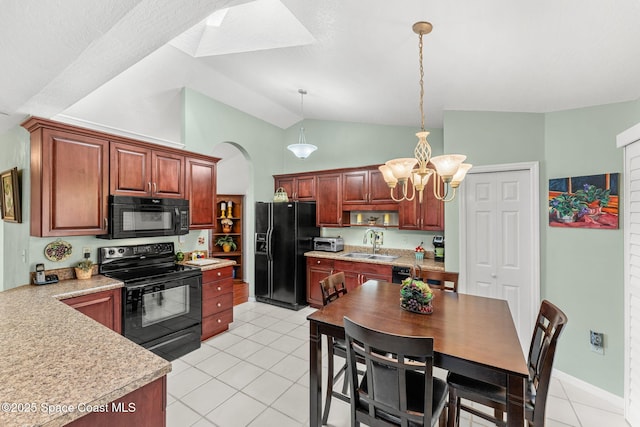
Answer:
[441,186,457,203]
[406,180,416,201]
[389,187,405,203]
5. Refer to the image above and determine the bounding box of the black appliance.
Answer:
[254,201,319,310]
[98,195,190,239]
[99,242,202,361]
[433,235,444,262]
[392,266,412,284]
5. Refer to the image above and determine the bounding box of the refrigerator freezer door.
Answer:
[271,203,297,304]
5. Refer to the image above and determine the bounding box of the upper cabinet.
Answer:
[110,142,185,199]
[23,117,219,237]
[23,119,110,237]
[398,175,444,231]
[185,156,217,229]
[342,167,396,206]
[273,174,316,201]
[316,173,343,227]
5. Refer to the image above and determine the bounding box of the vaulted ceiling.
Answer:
[3,0,640,144]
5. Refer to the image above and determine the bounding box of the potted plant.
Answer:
[75,259,94,280]
[549,192,587,223]
[221,218,233,233]
[216,235,237,253]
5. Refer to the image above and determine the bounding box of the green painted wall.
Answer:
[544,100,640,395]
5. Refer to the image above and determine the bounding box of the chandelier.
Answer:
[379,22,471,203]
[287,89,318,159]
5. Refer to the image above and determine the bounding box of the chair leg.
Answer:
[322,337,335,425]
[340,363,349,394]
[447,389,459,427]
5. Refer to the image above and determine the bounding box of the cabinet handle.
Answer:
[217,272,221,276]
[153,182,157,193]
[217,302,222,307]
[104,218,108,229]
[317,260,321,264]
[148,182,152,192]
[217,319,222,323]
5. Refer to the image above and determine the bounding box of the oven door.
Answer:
[123,275,202,349]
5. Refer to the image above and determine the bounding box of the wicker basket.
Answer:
[273,187,289,202]
[74,268,92,280]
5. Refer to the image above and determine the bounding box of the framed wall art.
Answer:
[1,167,22,223]
[548,172,619,229]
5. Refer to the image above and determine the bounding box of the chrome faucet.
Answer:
[363,228,380,254]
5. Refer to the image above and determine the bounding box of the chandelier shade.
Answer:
[379,21,471,203]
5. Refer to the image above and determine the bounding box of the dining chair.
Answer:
[421,270,459,292]
[319,272,350,425]
[343,316,449,427]
[446,299,568,427]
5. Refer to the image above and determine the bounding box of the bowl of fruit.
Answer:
[400,277,434,314]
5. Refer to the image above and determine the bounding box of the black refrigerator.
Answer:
[254,201,319,310]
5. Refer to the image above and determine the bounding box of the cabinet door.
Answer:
[110,142,152,196]
[398,196,422,230]
[35,129,109,236]
[316,174,343,227]
[275,177,295,200]
[420,181,444,230]
[152,151,184,198]
[342,171,368,205]
[62,289,122,333]
[369,169,396,204]
[186,157,216,229]
[295,175,316,201]
[306,257,334,307]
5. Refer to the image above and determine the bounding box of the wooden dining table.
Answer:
[308,280,529,427]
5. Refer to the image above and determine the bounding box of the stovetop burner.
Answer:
[98,242,200,286]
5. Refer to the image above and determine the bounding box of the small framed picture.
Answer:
[1,167,22,223]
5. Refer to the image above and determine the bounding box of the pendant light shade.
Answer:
[287,89,317,159]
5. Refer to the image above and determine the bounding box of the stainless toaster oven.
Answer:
[314,237,344,252]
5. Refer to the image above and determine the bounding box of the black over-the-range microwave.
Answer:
[98,195,190,239]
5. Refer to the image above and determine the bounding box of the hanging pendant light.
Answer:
[288,89,317,159]
[379,21,471,203]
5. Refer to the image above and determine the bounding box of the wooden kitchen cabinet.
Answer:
[186,156,218,229]
[306,257,335,307]
[333,260,392,292]
[23,118,110,237]
[316,173,343,227]
[62,289,122,333]
[110,141,185,198]
[211,194,244,284]
[342,167,395,206]
[201,266,234,340]
[398,176,444,231]
[274,174,316,201]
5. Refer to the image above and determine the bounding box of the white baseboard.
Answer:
[553,368,624,408]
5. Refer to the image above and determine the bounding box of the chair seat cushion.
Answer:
[447,372,535,412]
[359,371,448,426]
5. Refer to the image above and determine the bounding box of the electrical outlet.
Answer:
[590,330,604,355]
[82,247,91,259]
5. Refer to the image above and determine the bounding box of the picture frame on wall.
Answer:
[548,172,619,229]
[1,167,22,223]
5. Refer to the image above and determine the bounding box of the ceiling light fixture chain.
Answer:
[379,21,472,204]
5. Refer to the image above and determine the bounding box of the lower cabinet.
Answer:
[62,289,122,334]
[306,257,392,308]
[67,376,166,427]
[333,260,392,292]
[201,266,234,341]
[306,257,335,308]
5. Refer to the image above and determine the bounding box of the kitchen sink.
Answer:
[369,254,399,261]
[341,252,399,261]
[341,252,374,259]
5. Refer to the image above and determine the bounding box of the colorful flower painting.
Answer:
[549,173,618,229]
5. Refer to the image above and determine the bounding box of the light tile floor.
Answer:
[167,301,628,427]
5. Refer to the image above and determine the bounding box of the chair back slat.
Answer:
[344,316,436,427]
[420,270,459,292]
[319,272,347,306]
[526,300,568,425]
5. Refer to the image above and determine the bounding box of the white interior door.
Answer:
[461,163,539,349]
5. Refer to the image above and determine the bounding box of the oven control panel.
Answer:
[99,242,175,263]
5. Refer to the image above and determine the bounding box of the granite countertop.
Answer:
[304,246,445,272]
[0,276,171,427]
[181,258,236,271]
